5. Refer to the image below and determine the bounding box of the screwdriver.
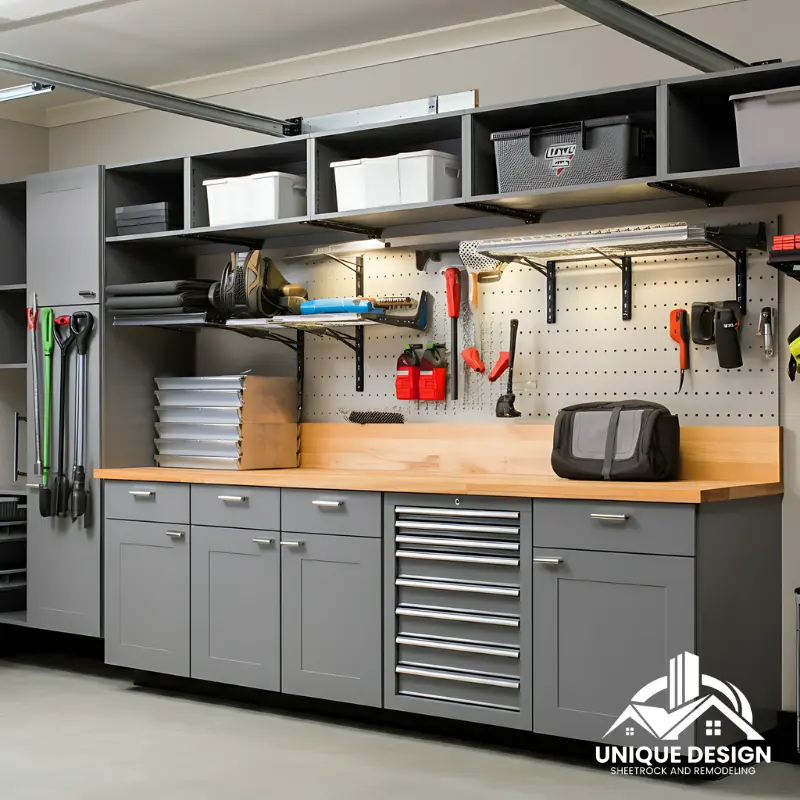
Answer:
[669,308,690,393]
[444,267,461,400]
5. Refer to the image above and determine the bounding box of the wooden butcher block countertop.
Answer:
[95,423,783,505]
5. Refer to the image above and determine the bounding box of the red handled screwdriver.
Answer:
[669,308,690,393]
[444,267,461,400]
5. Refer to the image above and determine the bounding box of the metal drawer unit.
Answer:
[384,494,532,730]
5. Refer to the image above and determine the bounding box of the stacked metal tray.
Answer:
[154,375,299,470]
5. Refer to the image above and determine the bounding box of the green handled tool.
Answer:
[39,308,54,517]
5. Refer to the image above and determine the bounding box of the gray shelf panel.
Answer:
[310,198,483,231]
[0,284,25,292]
[469,178,664,213]
[0,610,27,627]
[189,217,316,243]
[106,229,190,246]
[664,163,800,195]
[0,363,25,370]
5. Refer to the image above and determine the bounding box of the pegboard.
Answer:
[278,229,779,425]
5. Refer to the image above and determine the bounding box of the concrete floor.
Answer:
[1,656,799,800]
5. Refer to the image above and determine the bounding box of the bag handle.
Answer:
[602,406,623,481]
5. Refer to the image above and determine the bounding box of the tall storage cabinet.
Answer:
[25,166,104,636]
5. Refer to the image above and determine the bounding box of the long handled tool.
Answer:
[26,293,42,476]
[52,316,75,518]
[70,311,94,522]
[39,308,54,517]
[496,319,522,419]
[669,308,690,393]
[444,266,461,400]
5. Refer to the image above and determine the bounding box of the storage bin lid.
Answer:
[330,158,364,168]
[249,171,307,183]
[490,115,645,141]
[730,85,800,103]
[396,149,460,161]
[202,176,249,186]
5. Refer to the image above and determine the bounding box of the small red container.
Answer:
[419,345,446,401]
[395,345,421,400]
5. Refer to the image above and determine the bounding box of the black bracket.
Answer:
[735,250,747,316]
[183,232,263,250]
[283,117,303,136]
[620,255,633,321]
[522,259,557,324]
[302,219,384,239]
[647,180,727,208]
[455,202,542,224]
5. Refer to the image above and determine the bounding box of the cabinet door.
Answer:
[533,548,695,744]
[26,304,101,636]
[281,532,381,707]
[105,519,190,676]
[27,166,102,307]
[191,525,280,691]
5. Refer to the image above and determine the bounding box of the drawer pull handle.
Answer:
[533,557,563,565]
[78,290,97,298]
[397,551,519,567]
[218,495,246,503]
[396,521,519,536]
[280,540,305,548]
[252,538,274,546]
[396,636,519,658]
[396,665,519,690]
[129,490,154,498]
[312,500,342,508]
[396,578,519,597]
[590,513,629,522]
[398,690,519,712]
[396,535,518,551]
[166,531,185,539]
[396,607,519,627]
[25,483,40,489]
[396,506,519,520]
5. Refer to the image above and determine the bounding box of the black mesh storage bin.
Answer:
[491,114,656,193]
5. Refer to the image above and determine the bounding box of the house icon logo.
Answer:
[604,652,763,742]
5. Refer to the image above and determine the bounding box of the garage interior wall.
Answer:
[5,0,799,709]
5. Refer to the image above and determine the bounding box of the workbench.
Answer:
[94,423,783,745]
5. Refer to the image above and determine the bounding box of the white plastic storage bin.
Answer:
[204,171,306,226]
[331,150,460,211]
[731,86,800,166]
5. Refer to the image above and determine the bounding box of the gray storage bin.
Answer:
[491,114,656,193]
[731,86,800,167]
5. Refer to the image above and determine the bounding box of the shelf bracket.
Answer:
[182,232,263,250]
[520,258,557,324]
[455,202,542,224]
[355,255,365,392]
[735,250,747,316]
[620,255,633,321]
[302,219,384,239]
[647,180,727,208]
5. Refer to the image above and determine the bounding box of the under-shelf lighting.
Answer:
[267,239,390,262]
[0,82,54,103]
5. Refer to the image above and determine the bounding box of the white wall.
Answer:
[37,0,800,713]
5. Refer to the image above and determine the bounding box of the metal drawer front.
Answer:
[191,484,280,530]
[396,578,520,616]
[396,606,520,647]
[281,489,381,537]
[397,636,520,678]
[397,552,519,584]
[397,668,521,712]
[105,481,189,524]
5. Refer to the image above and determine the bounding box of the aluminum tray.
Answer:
[155,406,243,424]
[155,375,248,391]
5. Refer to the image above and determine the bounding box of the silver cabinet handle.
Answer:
[395,665,519,690]
[396,636,519,658]
[252,538,274,546]
[396,578,519,597]
[534,557,563,565]
[280,540,305,548]
[78,290,97,297]
[219,495,246,503]
[129,490,154,498]
[26,483,40,489]
[397,551,519,567]
[590,513,629,522]
[396,607,519,627]
[166,531,185,539]
[396,521,519,536]
[396,535,519,551]
[312,500,342,508]
[396,506,519,520]
[13,412,26,481]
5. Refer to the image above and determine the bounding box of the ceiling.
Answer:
[0,0,557,111]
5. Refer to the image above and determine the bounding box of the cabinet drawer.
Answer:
[396,606,520,647]
[281,489,380,537]
[397,550,520,585]
[105,481,189,524]
[534,500,695,556]
[191,485,279,530]
[397,636,520,679]
[397,666,520,712]
[396,577,519,616]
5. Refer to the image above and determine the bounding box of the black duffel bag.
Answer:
[551,400,680,481]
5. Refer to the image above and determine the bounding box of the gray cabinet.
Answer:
[191,525,280,691]
[532,547,695,744]
[27,166,103,307]
[27,303,101,636]
[281,532,382,707]
[105,519,190,676]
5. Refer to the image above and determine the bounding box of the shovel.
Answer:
[496,319,522,419]
[39,308,54,517]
